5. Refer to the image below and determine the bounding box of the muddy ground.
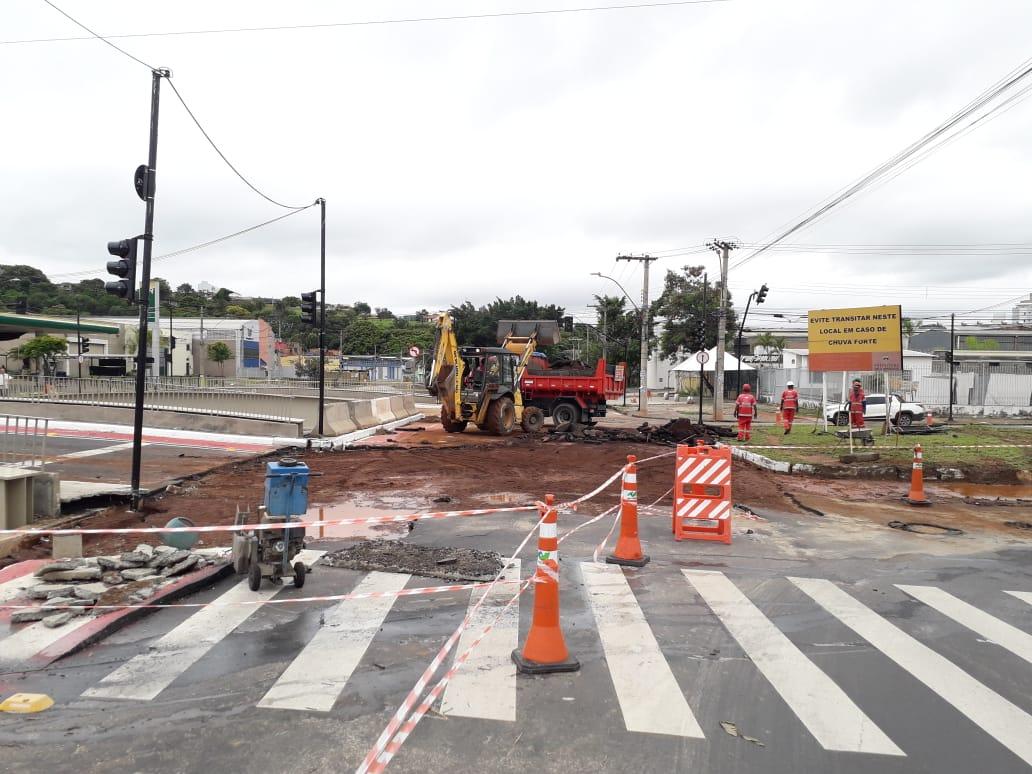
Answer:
[8,419,1032,561]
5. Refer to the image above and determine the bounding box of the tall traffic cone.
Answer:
[904,444,932,506]
[512,494,580,675]
[607,455,649,567]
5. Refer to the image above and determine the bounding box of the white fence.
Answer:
[1,415,48,469]
[754,363,1032,414]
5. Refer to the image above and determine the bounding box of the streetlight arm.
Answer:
[590,272,641,312]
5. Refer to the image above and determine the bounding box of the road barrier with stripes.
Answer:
[673,441,733,544]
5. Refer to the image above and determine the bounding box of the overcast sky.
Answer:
[2,0,1031,326]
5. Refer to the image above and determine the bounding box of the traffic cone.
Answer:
[904,444,932,506]
[926,411,934,427]
[607,455,649,567]
[512,494,580,674]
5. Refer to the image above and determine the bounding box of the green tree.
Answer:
[353,301,372,316]
[15,335,67,374]
[224,304,251,318]
[207,341,233,375]
[449,296,566,347]
[340,318,382,354]
[651,265,736,359]
[964,335,1001,351]
[753,332,787,362]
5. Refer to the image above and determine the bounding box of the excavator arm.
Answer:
[427,312,463,421]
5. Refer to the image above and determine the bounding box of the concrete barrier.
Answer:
[389,395,412,422]
[371,397,396,424]
[325,401,359,436]
[0,400,303,438]
[350,400,377,429]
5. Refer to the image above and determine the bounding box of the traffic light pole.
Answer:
[699,274,707,425]
[318,198,326,436]
[735,291,755,399]
[130,68,169,511]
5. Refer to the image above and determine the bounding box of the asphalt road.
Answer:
[1,495,1031,773]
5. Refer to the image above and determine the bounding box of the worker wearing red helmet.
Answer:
[734,383,758,442]
[780,380,799,435]
[847,378,866,429]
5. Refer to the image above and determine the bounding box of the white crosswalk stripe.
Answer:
[1005,590,1032,607]
[584,562,704,737]
[684,570,903,755]
[257,570,410,712]
[82,550,327,702]
[440,560,521,722]
[791,576,1032,767]
[897,585,1032,666]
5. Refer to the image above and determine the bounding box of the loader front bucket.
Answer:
[496,320,561,346]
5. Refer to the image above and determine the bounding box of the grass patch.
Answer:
[742,423,1032,469]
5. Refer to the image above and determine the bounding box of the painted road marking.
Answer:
[583,562,704,738]
[82,551,327,701]
[0,612,104,666]
[257,571,410,712]
[440,559,521,722]
[55,441,144,460]
[897,585,1032,666]
[0,573,42,605]
[685,570,903,755]
[791,577,1032,767]
[1004,590,1032,607]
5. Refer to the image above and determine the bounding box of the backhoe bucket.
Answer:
[496,320,561,346]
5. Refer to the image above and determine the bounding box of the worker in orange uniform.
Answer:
[779,380,799,435]
[847,378,866,429]
[734,383,758,442]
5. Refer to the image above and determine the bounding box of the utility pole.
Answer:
[699,274,707,425]
[616,253,657,417]
[130,68,169,512]
[707,239,736,420]
[76,309,83,394]
[948,313,955,423]
[317,197,326,436]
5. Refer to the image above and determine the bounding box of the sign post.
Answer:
[696,350,709,424]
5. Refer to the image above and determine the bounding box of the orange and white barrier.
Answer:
[904,444,932,507]
[672,441,733,544]
[511,494,580,675]
[606,455,649,567]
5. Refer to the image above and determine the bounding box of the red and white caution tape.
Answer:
[0,504,539,538]
[0,578,526,612]
[357,510,547,774]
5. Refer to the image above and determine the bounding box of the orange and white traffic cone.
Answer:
[926,411,934,427]
[607,455,649,567]
[512,494,580,675]
[904,444,932,506]
[775,410,783,428]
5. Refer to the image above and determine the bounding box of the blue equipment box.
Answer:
[264,459,310,516]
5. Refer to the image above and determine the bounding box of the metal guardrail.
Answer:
[1,375,417,397]
[1,415,48,470]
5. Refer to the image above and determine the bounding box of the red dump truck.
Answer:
[520,356,626,428]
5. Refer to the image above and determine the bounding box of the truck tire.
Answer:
[521,406,545,433]
[552,402,580,429]
[441,405,468,433]
[485,396,516,435]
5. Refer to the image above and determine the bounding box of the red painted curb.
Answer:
[0,559,48,586]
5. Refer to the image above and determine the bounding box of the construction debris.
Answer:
[324,540,504,582]
[544,418,736,446]
[11,550,221,628]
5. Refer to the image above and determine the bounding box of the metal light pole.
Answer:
[699,274,707,425]
[130,67,169,512]
[707,240,736,420]
[736,292,756,399]
[317,197,326,436]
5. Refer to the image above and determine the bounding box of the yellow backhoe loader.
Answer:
[426,313,559,435]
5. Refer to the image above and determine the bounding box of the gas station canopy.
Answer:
[0,313,121,342]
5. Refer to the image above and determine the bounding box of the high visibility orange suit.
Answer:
[734,384,758,442]
[848,381,866,429]
[779,386,799,434]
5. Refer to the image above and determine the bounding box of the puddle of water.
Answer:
[305,501,410,541]
[934,482,1032,500]
[483,492,534,506]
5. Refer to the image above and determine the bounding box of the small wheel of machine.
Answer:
[248,559,262,591]
[552,402,579,429]
[293,561,306,589]
[521,406,545,433]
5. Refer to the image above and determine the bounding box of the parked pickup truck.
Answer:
[824,393,927,427]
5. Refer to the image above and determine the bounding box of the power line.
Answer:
[48,204,316,280]
[9,1,729,46]
[39,0,153,69]
[164,78,313,210]
[729,55,1032,272]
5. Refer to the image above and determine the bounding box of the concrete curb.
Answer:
[317,413,426,450]
[728,444,816,475]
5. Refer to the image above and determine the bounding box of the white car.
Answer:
[824,393,926,428]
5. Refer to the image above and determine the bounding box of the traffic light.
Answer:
[756,283,769,304]
[170,336,177,350]
[105,238,139,303]
[14,298,27,314]
[81,338,90,354]
[300,291,319,326]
